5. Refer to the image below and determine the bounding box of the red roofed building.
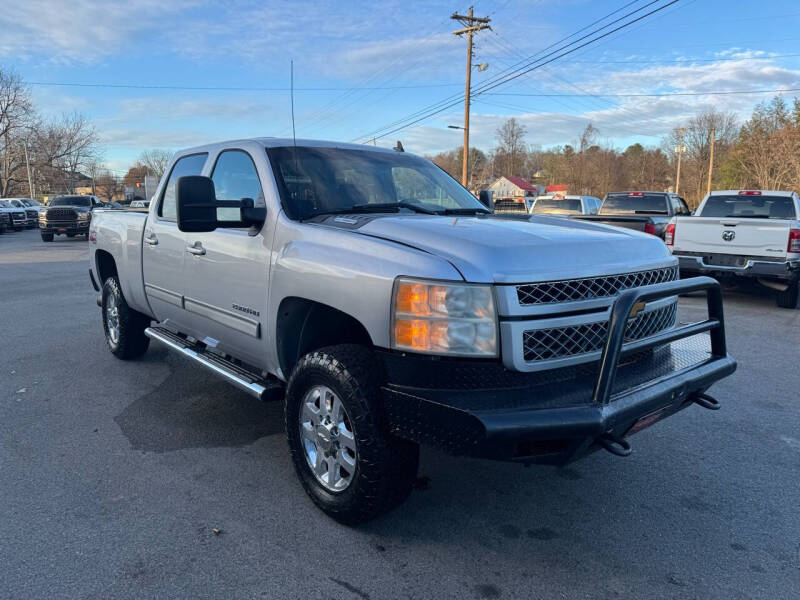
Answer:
[489,176,543,212]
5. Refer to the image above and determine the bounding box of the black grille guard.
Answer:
[592,275,725,406]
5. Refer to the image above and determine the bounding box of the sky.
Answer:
[2,0,800,175]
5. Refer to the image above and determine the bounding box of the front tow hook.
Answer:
[693,393,721,410]
[597,432,632,457]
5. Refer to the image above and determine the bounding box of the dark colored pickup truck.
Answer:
[573,191,691,239]
[39,195,105,241]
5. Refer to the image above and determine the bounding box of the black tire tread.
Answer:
[776,281,799,309]
[285,344,418,524]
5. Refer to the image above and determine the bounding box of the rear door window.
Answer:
[158,153,208,221]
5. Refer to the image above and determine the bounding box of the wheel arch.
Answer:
[276,297,373,377]
[95,249,118,284]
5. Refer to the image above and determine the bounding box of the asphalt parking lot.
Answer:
[1,228,799,600]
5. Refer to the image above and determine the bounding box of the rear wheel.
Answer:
[102,276,151,358]
[776,281,799,309]
[285,344,419,524]
[40,232,53,242]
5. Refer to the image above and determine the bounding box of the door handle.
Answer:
[144,233,158,245]
[186,242,206,256]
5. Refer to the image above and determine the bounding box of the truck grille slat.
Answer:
[522,303,677,362]
[516,266,678,305]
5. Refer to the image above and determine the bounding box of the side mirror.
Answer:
[177,175,218,232]
[478,189,494,211]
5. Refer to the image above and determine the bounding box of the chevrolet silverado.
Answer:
[88,139,736,523]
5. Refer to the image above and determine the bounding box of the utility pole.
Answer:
[706,126,715,196]
[674,128,685,195]
[452,7,490,189]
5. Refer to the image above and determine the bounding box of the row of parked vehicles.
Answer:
[520,190,800,308]
[0,195,127,240]
[0,198,41,232]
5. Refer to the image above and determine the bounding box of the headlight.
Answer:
[391,277,498,357]
[78,212,91,220]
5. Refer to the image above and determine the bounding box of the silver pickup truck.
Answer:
[89,138,736,523]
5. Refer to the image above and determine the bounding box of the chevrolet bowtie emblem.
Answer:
[628,301,646,319]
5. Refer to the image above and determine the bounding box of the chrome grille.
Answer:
[516,266,678,306]
[11,211,25,223]
[522,302,677,362]
[25,209,37,219]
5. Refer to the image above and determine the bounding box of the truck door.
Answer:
[182,148,271,368]
[142,152,208,328]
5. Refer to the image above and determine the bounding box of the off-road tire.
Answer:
[285,344,419,524]
[67,233,75,238]
[40,232,53,242]
[776,281,799,309]
[102,276,151,359]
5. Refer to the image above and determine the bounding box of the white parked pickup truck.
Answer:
[88,138,736,523]
[667,190,800,308]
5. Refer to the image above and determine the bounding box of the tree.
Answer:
[493,118,527,176]
[34,112,99,193]
[136,148,172,178]
[94,170,124,201]
[0,69,34,197]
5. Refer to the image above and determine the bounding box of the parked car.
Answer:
[39,195,105,241]
[573,191,691,239]
[5,198,39,228]
[0,199,27,231]
[529,194,601,216]
[102,201,124,210]
[129,200,150,209]
[89,138,736,523]
[0,208,9,233]
[667,189,800,308]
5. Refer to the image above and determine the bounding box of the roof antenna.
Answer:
[290,60,299,171]
[393,140,404,152]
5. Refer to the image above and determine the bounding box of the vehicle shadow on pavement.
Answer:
[115,349,284,453]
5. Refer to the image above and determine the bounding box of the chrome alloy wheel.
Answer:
[299,385,357,492]
[106,293,120,344]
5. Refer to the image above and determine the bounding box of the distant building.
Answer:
[489,176,544,212]
[124,175,159,202]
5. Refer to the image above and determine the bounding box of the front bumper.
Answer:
[677,254,800,281]
[382,277,736,465]
[39,220,90,234]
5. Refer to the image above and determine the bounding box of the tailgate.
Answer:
[673,217,790,258]
[572,215,649,231]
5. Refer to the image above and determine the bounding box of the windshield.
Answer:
[532,198,581,214]
[700,195,797,219]
[600,193,668,215]
[50,196,91,207]
[267,146,488,220]
[0,200,10,208]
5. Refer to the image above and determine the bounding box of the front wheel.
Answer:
[776,281,799,309]
[285,345,419,524]
[102,276,151,358]
[40,232,53,242]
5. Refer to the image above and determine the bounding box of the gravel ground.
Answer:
[1,228,798,600]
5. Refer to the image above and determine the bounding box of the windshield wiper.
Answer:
[307,202,442,219]
[440,207,490,215]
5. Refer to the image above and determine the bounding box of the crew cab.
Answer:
[0,199,27,231]
[88,139,736,523]
[39,195,104,241]
[574,191,691,239]
[667,190,800,308]
[529,194,601,216]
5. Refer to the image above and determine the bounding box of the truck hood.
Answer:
[346,214,675,283]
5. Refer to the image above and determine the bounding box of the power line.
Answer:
[26,81,463,92]
[484,87,800,98]
[354,0,682,143]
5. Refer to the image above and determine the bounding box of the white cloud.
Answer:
[0,0,198,63]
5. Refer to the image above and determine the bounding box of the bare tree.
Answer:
[0,69,34,197]
[34,113,99,193]
[94,170,124,201]
[493,118,528,176]
[136,148,172,178]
